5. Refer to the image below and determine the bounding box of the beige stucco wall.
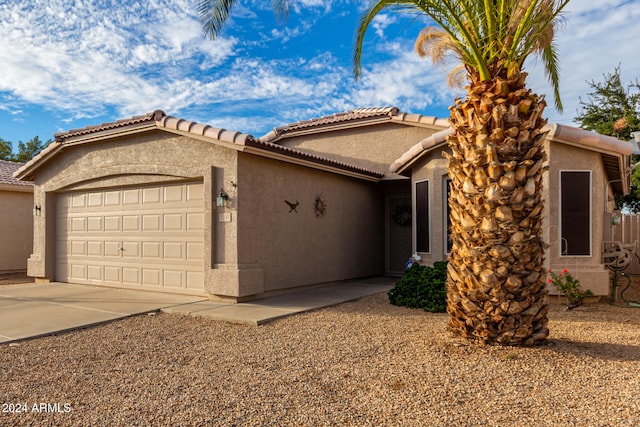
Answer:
[0,188,34,272]
[279,123,441,174]
[236,153,384,294]
[25,129,390,300]
[543,141,611,296]
[410,148,449,265]
[409,139,613,296]
[26,131,239,297]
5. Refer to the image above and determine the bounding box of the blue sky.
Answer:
[1,0,639,147]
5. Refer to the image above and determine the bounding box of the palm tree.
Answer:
[198,0,290,39]
[355,0,569,346]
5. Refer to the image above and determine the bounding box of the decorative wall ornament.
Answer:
[284,200,299,213]
[392,203,412,226]
[314,194,327,218]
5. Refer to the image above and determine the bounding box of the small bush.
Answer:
[388,261,448,312]
[547,269,593,309]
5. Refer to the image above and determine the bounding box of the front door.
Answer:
[386,195,412,275]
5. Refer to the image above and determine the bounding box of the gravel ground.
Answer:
[1,292,640,426]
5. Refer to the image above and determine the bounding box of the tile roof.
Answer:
[244,138,384,179]
[0,160,32,187]
[15,110,383,182]
[258,107,449,143]
[54,110,165,142]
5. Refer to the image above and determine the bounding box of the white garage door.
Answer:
[56,181,205,294]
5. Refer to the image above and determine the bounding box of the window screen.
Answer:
[560,171,591,256]
[415,180,429,253]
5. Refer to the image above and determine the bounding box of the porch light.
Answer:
[216,189,228,207]
[33,204,42,216]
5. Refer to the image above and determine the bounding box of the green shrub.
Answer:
[388,261,448,312]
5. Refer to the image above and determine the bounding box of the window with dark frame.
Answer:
[415,180,430,253]
[445,178,452,254]
[560,171,591,256]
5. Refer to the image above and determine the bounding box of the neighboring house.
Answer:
[0,160,34,273]
[14,108,632,299]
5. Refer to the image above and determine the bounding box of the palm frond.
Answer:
[198,0,237,40]
[198,0,290,40]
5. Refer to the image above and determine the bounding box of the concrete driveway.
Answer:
[0,277,395,343]
[0,282,205,343]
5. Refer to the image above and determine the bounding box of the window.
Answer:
[444,178,453,254]
[560,171,591,256]
[415,180,429,253]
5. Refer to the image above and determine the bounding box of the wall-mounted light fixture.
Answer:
[33,204,42,216]
[216,189,228,207]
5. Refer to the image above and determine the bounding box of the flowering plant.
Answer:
[547,269,593,309]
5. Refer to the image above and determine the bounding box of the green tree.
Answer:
[574,65,640,140]
[12,136,48,163]
[0,138,12,161]
[355,0,568,346]
[574,66,640,211]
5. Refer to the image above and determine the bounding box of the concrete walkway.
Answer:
[0,277,395,343]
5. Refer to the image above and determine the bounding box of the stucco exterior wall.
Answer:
[237,154,384,294]
[543,141,611,296]
[411,149,449,265]
[279,123,440,174]
[0,188,33,272]
[409,140,613,296]
[26,131,240,297]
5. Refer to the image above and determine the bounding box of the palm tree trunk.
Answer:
[446,70,549,346]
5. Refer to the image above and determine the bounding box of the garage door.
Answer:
[56,181,205,294]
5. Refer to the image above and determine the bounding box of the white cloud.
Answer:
[522,0,640,125]
[371,14,397,39]
[1,0,639,143]
[0,0,236,117]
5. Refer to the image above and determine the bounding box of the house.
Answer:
[389,121,633,297]
[13,109,443,301]
[0,160,34,273]
[14,108,632,300]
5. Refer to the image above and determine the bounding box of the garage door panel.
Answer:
[87,192,102,207]
[122,241,140,257]
[56,181,204,294]
[87,265,102,280]
[104,216,121,231]
[123,189,140,205]
[87,217,103,231]
[104,266,121,282]
[163,214,183,230]
[104,241,121,257]
[163,270,183,287]
[70,264,86,280]
[122,215,140,231]
[86,241,102,256]
[142,214,161,231]
[143,269,161,286]
[163,242,183,259]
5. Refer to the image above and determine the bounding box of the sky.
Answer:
[0,0,639,148]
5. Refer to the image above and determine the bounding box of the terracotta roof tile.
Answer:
[17,111,380,181]
[1,160,32,187]
[245,138,384,179]
[258,107,449,143]
[54,110,163,141]
[259,107,400,142]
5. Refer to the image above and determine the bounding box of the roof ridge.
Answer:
[54,110,165,141]
[258,107,400,143]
